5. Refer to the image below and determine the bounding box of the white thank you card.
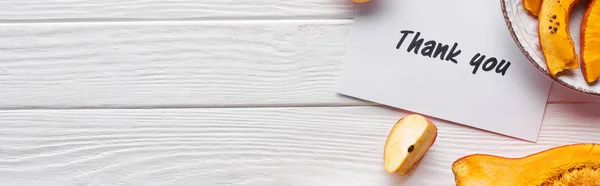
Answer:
[338,0,552,142]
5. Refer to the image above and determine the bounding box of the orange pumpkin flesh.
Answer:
[452,143,600,186]
[581,0,600,83]
[524,0,543,17]
[539,0,580,77]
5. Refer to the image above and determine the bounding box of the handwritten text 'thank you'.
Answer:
[395,30,511,76]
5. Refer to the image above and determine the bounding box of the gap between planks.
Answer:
[0,103,374,111]
[0,102,589,111]
[0,17,354,25]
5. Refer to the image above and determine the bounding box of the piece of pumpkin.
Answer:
[452,143,600,186]
[524,0,543,17]
[538,0,580,77]
[581,0,600,83]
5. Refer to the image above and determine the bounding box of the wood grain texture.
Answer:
[0,20,366,109]
[0,0,354,21]
[1,104,600,185]
[1,21,598,109]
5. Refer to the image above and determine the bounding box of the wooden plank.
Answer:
[1,104,599,185]
[0,20,367,109]
[0,0,354,21]
[1,21,598,109]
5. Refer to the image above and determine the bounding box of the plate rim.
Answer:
[500,0,600,97]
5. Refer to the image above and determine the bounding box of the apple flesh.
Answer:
[384,114,438,175]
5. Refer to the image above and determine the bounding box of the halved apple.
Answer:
[581,0,600,83]
[384,114,438,175]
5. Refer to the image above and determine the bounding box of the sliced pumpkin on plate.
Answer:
[539,0,580,77]
[581,0,600,83]
[524,0,543,17]
[452,143,600,186]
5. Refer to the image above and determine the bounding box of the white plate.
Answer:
[501,0,600,96]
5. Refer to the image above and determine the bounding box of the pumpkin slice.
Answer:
[452,143,600,186]
[383,114,437,175]
[538,0,580,77]
[524,0,543,17]
[581,0,600,83]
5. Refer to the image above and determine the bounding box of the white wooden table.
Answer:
[2,1,600,185]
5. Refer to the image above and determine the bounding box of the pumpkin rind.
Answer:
[538,0,580,77]
[581,0,600,83]
[452,143,600,186]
